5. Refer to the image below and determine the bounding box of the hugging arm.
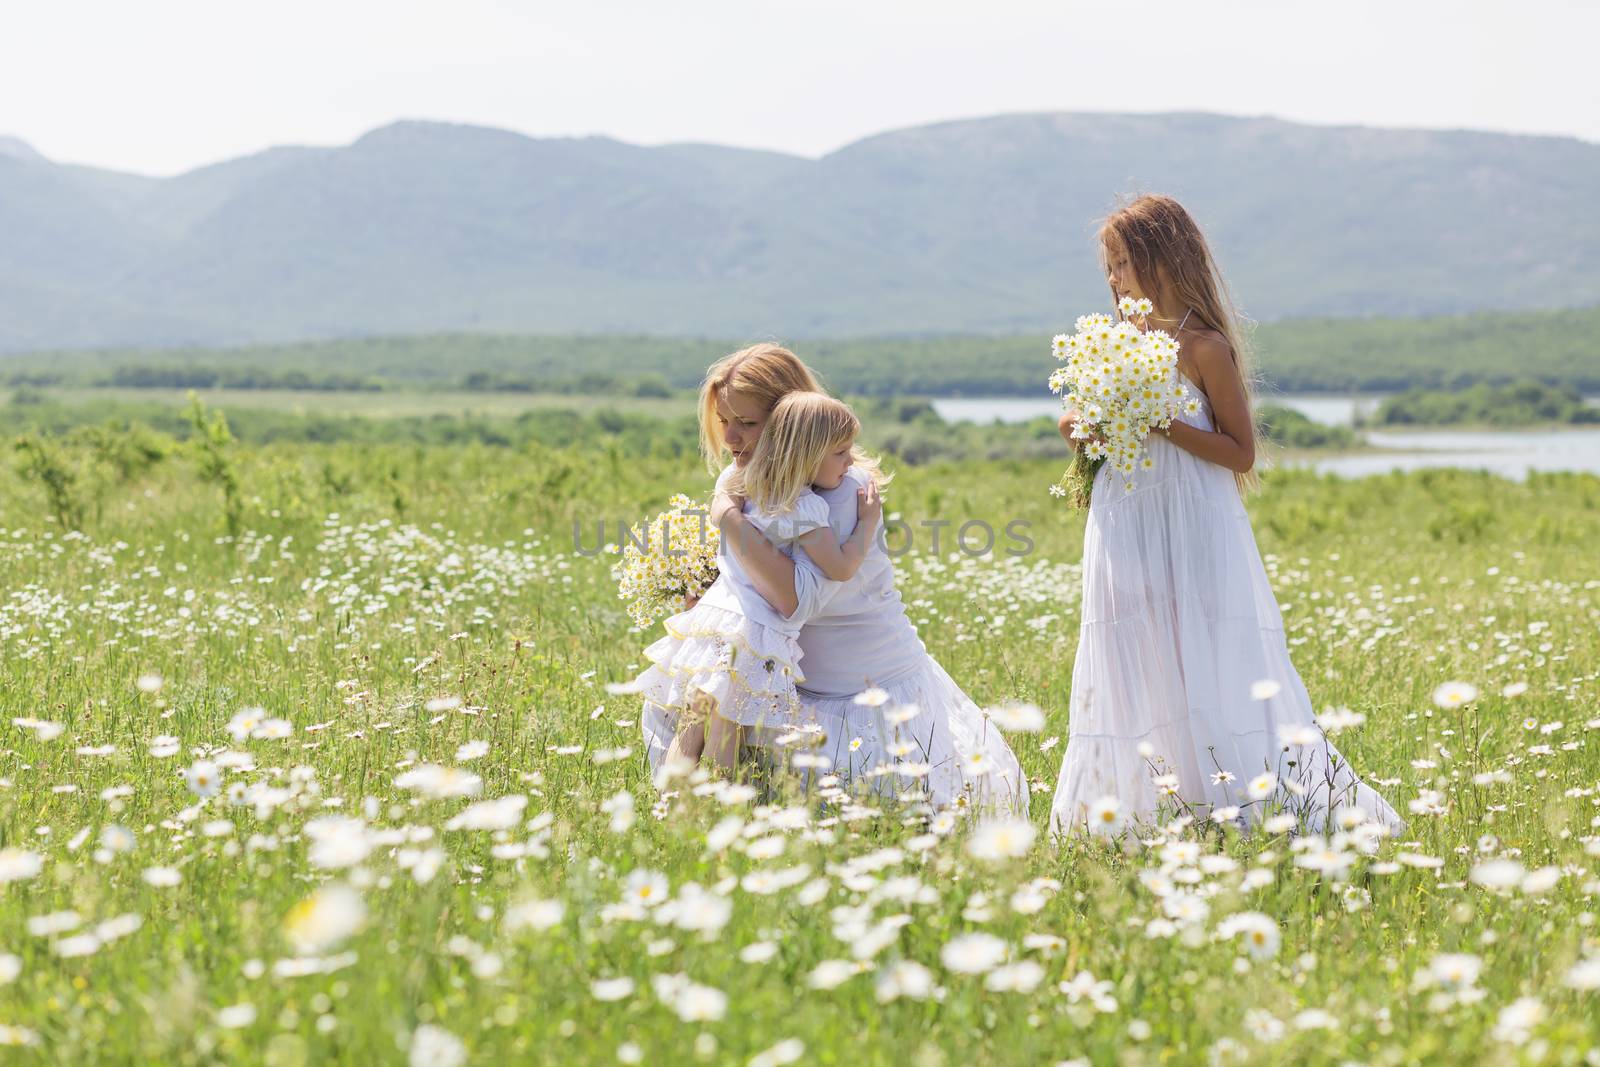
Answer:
[795,481,881,581]
[709,488,800,618]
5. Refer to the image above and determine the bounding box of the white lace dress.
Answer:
[1049,377,1403,837]
[636,484,831,758]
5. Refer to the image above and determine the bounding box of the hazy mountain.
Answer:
[2,112,1597,351]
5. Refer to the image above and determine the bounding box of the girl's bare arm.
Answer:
[1159,337,1257,474]
[797,484,881,581]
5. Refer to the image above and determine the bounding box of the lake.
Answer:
[932,395,1600,479]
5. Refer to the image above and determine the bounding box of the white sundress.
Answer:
[637,483,832,765]
[1049,371,1404,837]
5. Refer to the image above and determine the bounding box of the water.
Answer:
[932,395,1600,479]
[1301,428,1600,480]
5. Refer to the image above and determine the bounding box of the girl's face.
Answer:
[1104,239,1150,307]
[717,389,770,467]
[812,436,854,491]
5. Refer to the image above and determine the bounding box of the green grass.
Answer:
[2,431,1599,1064]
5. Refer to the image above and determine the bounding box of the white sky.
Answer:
[5,0,1597,176]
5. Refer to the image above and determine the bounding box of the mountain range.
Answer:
[3,112,1597,352]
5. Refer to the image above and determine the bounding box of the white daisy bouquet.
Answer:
[1048,296,1199,506]
[611,493,721,627]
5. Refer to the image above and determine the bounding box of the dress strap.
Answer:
[1177,308,1193,331]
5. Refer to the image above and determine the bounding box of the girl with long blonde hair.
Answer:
[1050,194,1401,837]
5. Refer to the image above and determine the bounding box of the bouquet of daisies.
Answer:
[611,493,721,627]
[1048,296,1199,506]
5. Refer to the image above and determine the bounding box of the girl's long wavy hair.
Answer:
[1099,194,1262,494]
[730,391,890,516]
[696,342,888,489]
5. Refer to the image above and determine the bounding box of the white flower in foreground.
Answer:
[623,869,670,908]
[875,960,935,1003]
[1565,957,1600,991]
[591,977,635,1002]
[217,1003,257,1029]
[984,961,1045,993]
[1470,858,1526,890]
[0,955,19,984]
[284,884,366,955]
[445,795,527,831]
[1086,796,1126,836]
[807,959,860,990]
[1492,997,1544,1044]
[1432,681,1479,709]
[1293,1008,1339,1031]
[148,735,181,758]
[504,898,563,933]
[1501,681,1529,699]
[184,760,221,798]
[1218,912,1281,959]
[455,740,490,762]
[0,848,43,885]
[1316,707,1366,733]
[853,687,891,708]
[748,1038,805,1067]
[1427,953,1483,990]
[967,818,1036,861]
[1250,679,1282,701]
[136,673,164,694]
[662,883,732,935]
[394,764,483,799]
[941,933,1008,974]
[142,866,181,888]
[304,816,373,870]
[1245,774,1278,801]
[1059,970,1118,1012]
[985,701,1046,733]
[409,1024,466,1067]
[0,1024,40,1046]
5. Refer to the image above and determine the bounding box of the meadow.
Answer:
[2,422,1599,1065]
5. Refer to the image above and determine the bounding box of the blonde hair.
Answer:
[697,343,822,474]
[1099,194,1262,494]
[729,392,891,516]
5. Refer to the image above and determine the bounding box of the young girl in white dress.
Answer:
[637,391,884,776]
[1049,194,1403,837]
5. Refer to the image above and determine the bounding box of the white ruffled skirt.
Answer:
[637,602,813,756]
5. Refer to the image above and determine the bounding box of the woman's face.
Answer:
[717,389,770,467]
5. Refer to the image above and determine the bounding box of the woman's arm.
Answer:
[709,486,800,617]
[1159,337,1256,474]
[796,483,881,581]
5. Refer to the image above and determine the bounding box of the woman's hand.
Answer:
[856,480,883,530]
[683,592,701,611]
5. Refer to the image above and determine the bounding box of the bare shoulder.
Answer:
[1183,328,1237,381]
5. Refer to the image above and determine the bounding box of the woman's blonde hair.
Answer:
[697,343,822,474]
[729,392,890,516]
[1099,194,1262,494]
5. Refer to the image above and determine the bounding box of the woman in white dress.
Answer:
[639,343,1030,814]
[1049,195,1402,837]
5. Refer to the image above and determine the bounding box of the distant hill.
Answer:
[2,112,1599,351]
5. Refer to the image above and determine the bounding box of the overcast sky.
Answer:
[5,0,1597,176]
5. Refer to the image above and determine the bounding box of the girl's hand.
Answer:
[857,480,883,528]
[683,592,701,611]
[710,487,744,527]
